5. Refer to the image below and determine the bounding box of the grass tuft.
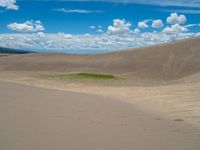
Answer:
[39,72,118,80]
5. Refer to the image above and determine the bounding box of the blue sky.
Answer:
[0,0,200,52]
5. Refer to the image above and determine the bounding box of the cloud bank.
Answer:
[0,32,197,52]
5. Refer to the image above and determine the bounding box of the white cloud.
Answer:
[97,29,104,33]
[35,20,42,24]
[0,31,196,52]
[0,10,198,53]
[162,24,188,34]
[0,0,18,10]
[89,26,96,29]
[84,33,91,37]
[138,21,148,29]
[152,19,163,28]
[36,32,46,38]
[7,21,45,32]
[195,32,200,37]
[54,8,102,13]
[58,32,73,39]
[184,24,200,28]
[107,19,131,34]
[166,13,187,25]
[133,28,141,34]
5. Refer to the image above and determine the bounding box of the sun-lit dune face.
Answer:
[0,37,200,82]
[1,37,200,127]
[1,37,200,130]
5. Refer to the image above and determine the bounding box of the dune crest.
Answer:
[1,37,200,127]
[0,37,200,81]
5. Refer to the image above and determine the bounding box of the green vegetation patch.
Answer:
[39,72,118,80]
[0,53,9,57]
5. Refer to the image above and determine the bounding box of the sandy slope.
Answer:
[0,37,200,124]
[0,37,200,81]
[0,81,200,150]
[0,37,200,149]
[1,72,200,127]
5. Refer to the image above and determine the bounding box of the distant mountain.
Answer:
[0,47,34,54]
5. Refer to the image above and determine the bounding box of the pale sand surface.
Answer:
[0,81,200,150]
[0,71,200,127]
[1,37,200,149]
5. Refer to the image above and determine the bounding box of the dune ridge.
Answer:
[0,37,200,81]
[0,37,200,127]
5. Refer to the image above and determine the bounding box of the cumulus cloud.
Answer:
[166,13,187,25]
[133,28,141,34]
[0,0,18,10]
[7,21,45,32]
[152,19,164,28]
[58,32,73,39]
[138,21,149,29]
[0,12,198,53]
[36,32,46,38]
[107,19,132,34]
[162,24,188,34]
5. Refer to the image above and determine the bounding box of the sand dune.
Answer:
[0,81,200,150]
[0,37,200,149]
[0,37,200,81]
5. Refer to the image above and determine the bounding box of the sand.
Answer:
[0,71,200,127]
[1,37,200,82]
[0,81,200,150]
[1,37,200,149]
